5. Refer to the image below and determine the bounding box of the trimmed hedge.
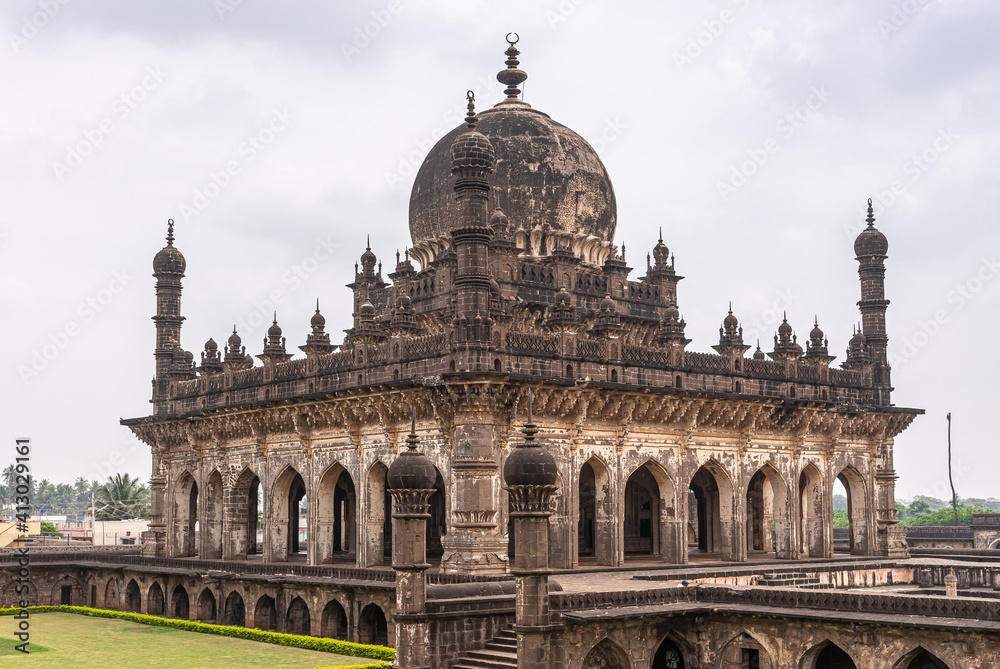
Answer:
[0,606,395,662]
[316,664,392,669]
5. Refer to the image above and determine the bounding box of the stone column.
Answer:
[504,390,559,669]
[387,411,438,669]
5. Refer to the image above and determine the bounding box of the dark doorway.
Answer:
[816,644,856,669]
[60,586,72,606]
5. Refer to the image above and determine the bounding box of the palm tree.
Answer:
[95,473,150,520]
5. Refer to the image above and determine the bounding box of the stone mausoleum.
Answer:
[5,37,998,669]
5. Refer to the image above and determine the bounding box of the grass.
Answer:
[0,613,366,668]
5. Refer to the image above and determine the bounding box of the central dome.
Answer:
[408,42,617,258]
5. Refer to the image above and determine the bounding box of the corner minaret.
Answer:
[854,198,892,405]
[450,90,496,363]
[151,219,186,415]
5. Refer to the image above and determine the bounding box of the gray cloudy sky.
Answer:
[1,1,997,501]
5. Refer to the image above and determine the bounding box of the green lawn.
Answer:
[0,613,364,668]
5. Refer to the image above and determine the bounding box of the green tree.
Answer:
[94,473,151,521]
[909,499,930,516]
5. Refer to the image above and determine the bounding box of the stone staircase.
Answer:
[758,570,833,589]
[451,627,518,668]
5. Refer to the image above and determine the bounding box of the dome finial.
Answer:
[866,198,875,227]
[166,218,175,246]
[659,226,663,244]
[728,300,733,314]
[407,406,418,450]
[465,90,477,128]
[497,33,527,102]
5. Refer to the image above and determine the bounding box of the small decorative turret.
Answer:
[644,229,683,307]
[389,293,420,336]
[198,338,223,375]
[300,300,335,356]
[769,312,803,362]
[845,324,869,365]
[152,219,188,413]
[545,286,579,334]
[223,327,253,370]
[752,340,766,360]
[713,303,751,360]
[590,294,623,339]
[257,313,292,364]
[803,316,836,367]
[490,206,511,241]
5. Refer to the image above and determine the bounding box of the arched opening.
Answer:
[835,466,869,555]
[171,585,189,619]
[366,462,392,566]
[812,643,857,669]
[799,464,825,558]
[746,464,791,559]
[254,595,278,631]
[895,649,949,669]
[147,582,164,616]
[124,579,141,613]
[449,360,456,372]
[227,468,262,560]
[104,579,119,610]
[689,461,736,560]
[566,364,574,378]
[428,468,447,560]
[270,466,308,562]
[202,470,224,559]
[624,465,659,556]
[286,596,310,636]
[582,638,629,669]
[173,472,198,557]
[321,600,349,639]
[578,457,613,566]
[393,369,400,380]
[610,368,618,382]
[358,603,388,646]
[198,588,217,622]
[719,633,773,668]
[675,375,683,388]
[317,464,357,564]
[652,635,687,668]
[223,591,244,626]
[494,358,502,372]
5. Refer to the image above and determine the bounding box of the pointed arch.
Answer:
[747,462,792,559]
[124,579,141,613]
[365,461,392,567]
[202,469,224,559]
[321,599,349,639]
[718,631,775,668]
[223,591,244,626]
[269,465,307,562]
[651,630,692,669]
[254,594,278,631]
[892,647,950,669]
[316,462,357,564]
[688,458,736,560]
[171,584,189,619]
[225,466,262,560]
[834,464,869,555]
[625,459,680,562]
[799,463,825,558]
[359,603,388,646]
[198,588,217,622]
[286,596,311,636]
[582,637,629,669]
[172,471,198,557]
[579,455,614,566]
[147,582,164,616]
[103,578,119,610]
[801,640,857,669]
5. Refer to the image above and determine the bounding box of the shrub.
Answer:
[0,606,394,662]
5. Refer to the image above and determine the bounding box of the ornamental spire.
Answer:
[166,218,175,246]
[465,90,477,128]
[497,33,527,101]
[866,198,875,227]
